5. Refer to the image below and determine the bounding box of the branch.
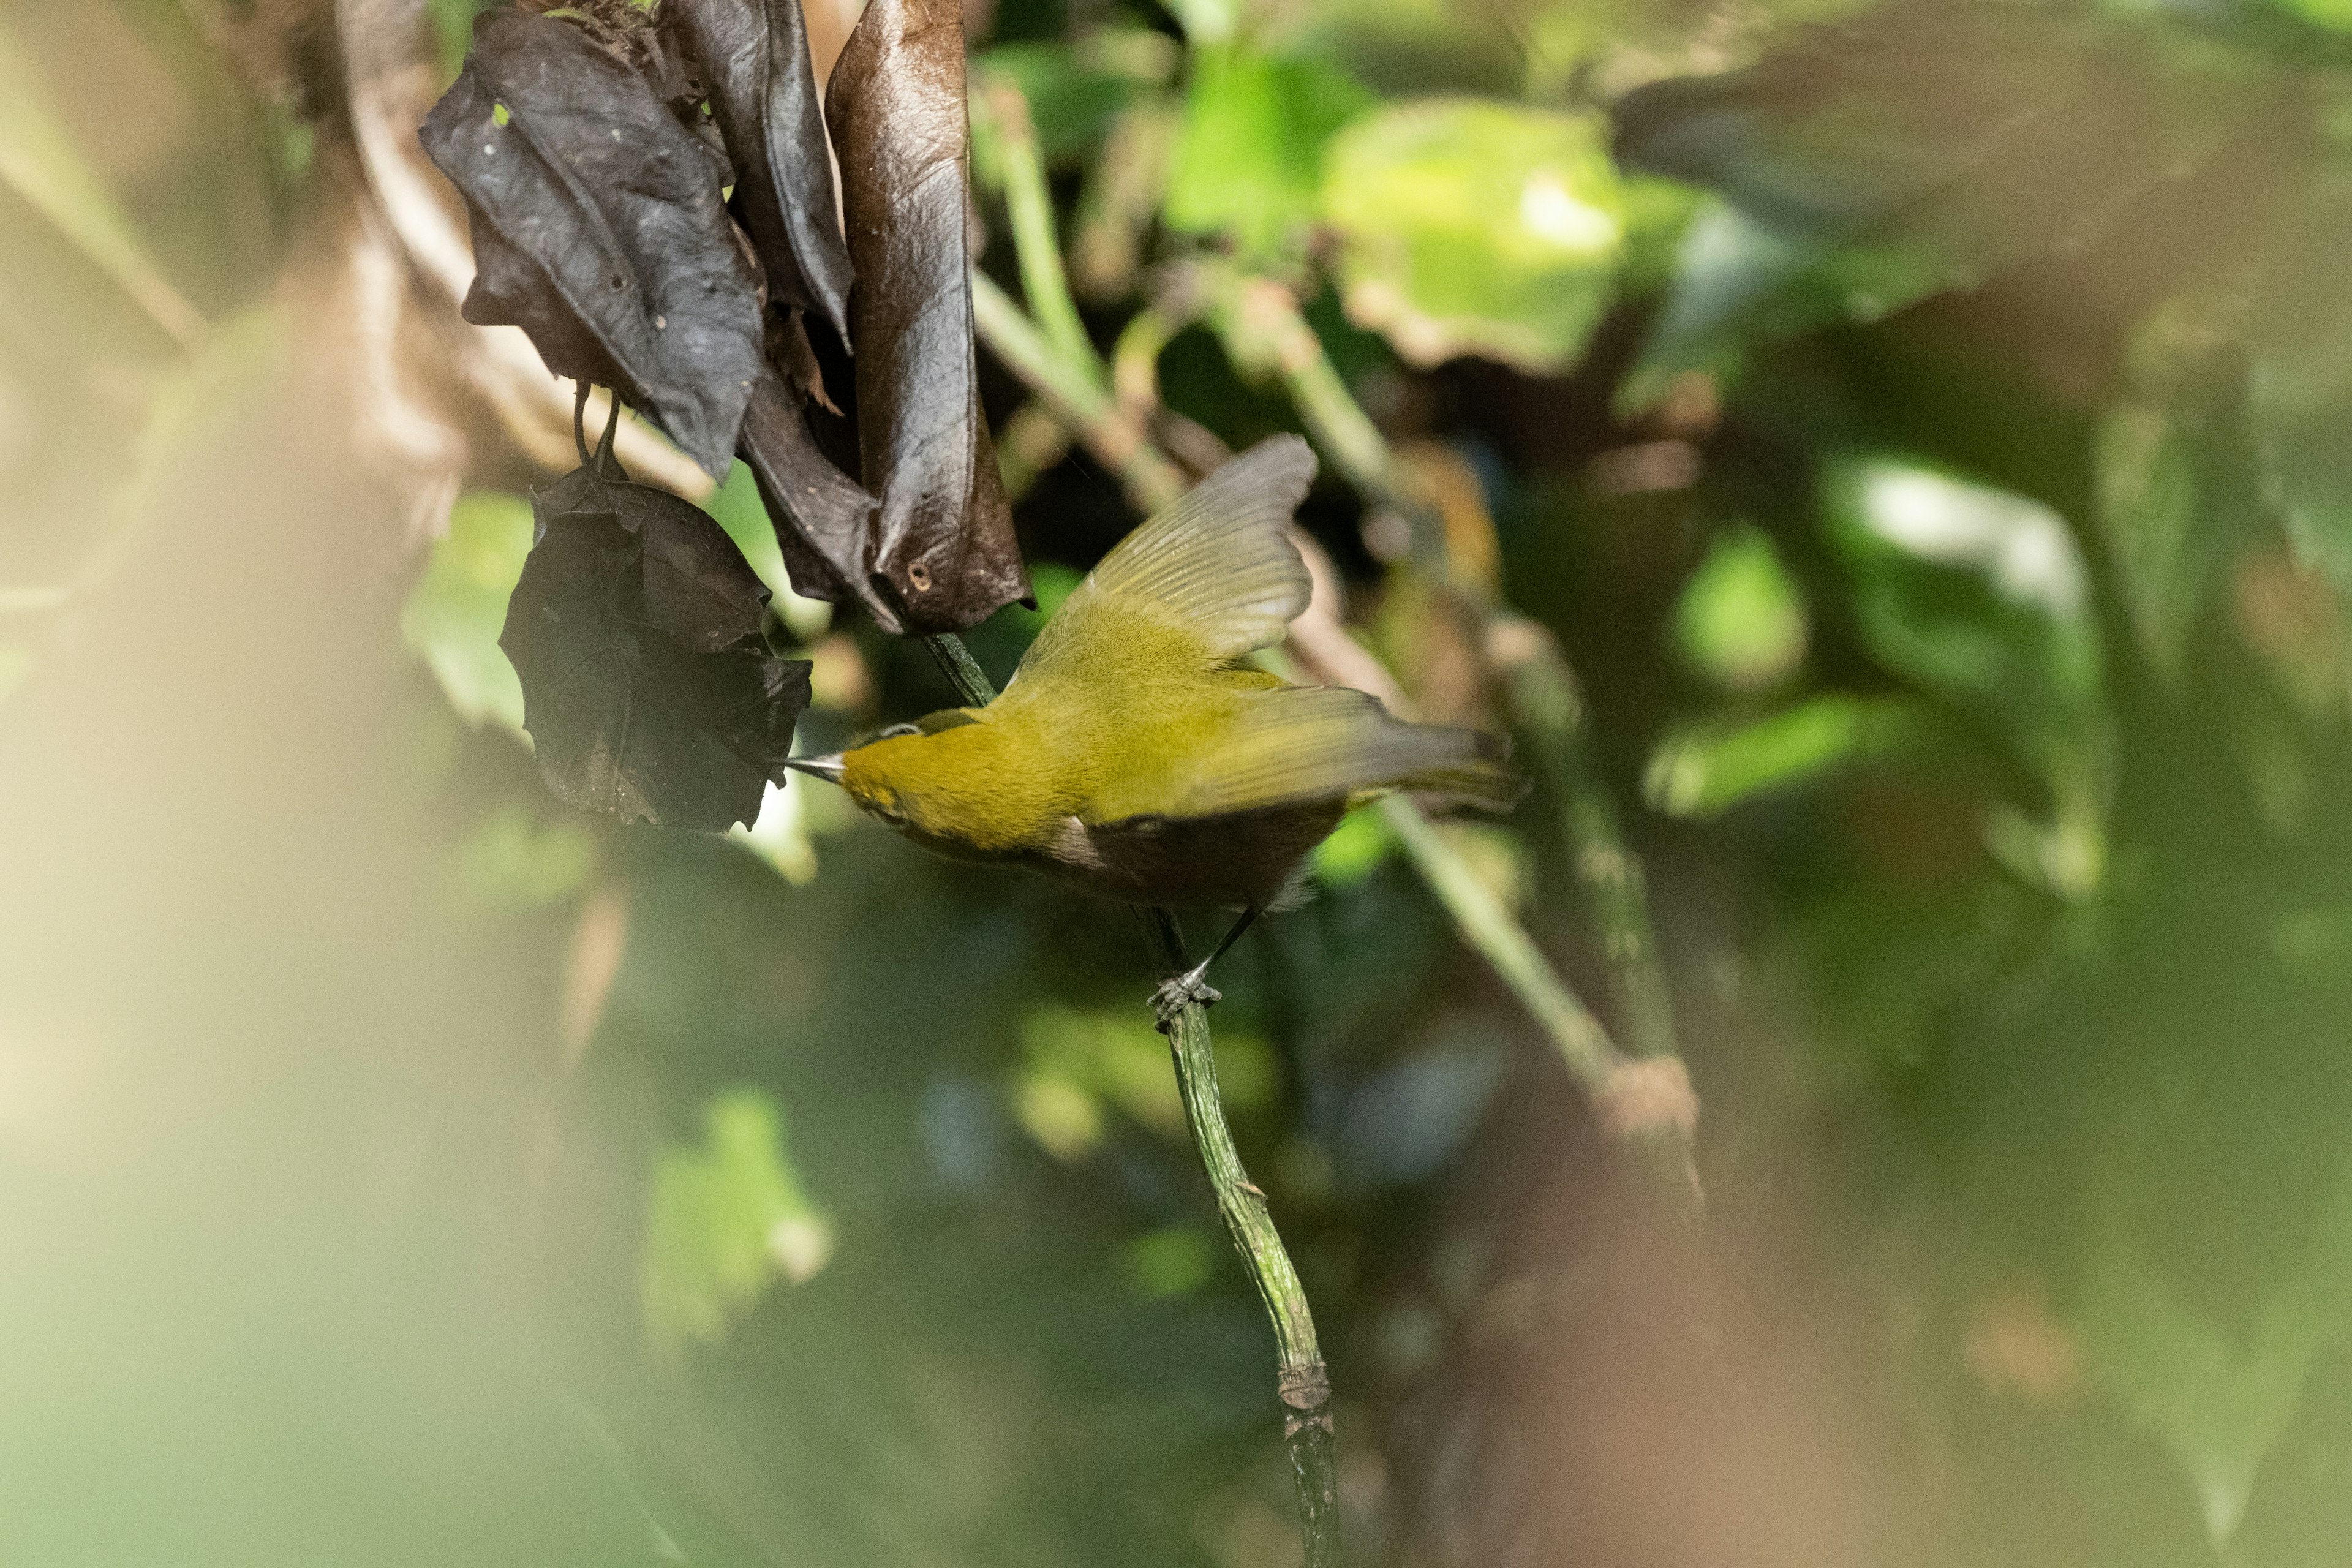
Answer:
[924,631,1341,1567]
[1140,909,1340,1568]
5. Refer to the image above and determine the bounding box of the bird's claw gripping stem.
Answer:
[1152,965,1221,1033]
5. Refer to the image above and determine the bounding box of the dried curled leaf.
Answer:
[827,0,1030,635]
[502,465,812,831]
[420,10,766,477]
[664,0,856,346]
[737,366,904,629]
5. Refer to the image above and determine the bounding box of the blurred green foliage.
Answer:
[20,0,2352,1564]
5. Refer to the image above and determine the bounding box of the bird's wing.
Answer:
[1009,436,1317,689]
[1085,685,1525,823]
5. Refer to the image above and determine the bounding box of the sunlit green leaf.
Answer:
[1123,1226,1216,1298]
[1320,100,1623,371]
[1825,456,2105,807]
[1015,1002,1273,1163]
[1673,526,1807,692]
[1164,48,1371,257]
[643,1090,832,1352]
[728,777,820,886]
[1646,694,1925,818]
[1314,805,1396,888]
[400,491,532,735]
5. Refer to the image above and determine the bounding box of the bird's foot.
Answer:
[1152,966,1221,1033]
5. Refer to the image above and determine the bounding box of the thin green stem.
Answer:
[1140,909,1340,1568]
[972,272,1184,511]
[1377,796,1624,1088]
[975,78,1102,380]
[923,630,1343,1567]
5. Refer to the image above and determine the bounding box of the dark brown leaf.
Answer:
[421,10,766,477]
[501,466,810,831]
[664,0,856,348]
[827,0,1030,635]
[737,366,908,630]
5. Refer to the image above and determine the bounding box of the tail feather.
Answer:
[1088,684,1525,822]
[1394,729,1527,812]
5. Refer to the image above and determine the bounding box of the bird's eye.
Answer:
[872,802,908,827]
[873,723,921,741]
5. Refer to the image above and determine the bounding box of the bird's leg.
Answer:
[1151,907,1262,1032]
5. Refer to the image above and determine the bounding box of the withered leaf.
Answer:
[533,464,773,652]
[664,0,856,348]
[502,466,811,831]
[827,0,1031,635]
[421,10,766,478]
[737,366,905,630]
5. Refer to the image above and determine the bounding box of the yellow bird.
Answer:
[788,436,1522,1018]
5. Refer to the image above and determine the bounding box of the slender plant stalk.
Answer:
[1140,908,1340,1568]
[1377,796,1621,1087]
[972,272,1184,511]
[959,83,1341,1562]
[974,78,1102,381]
[924,630,1343,1566]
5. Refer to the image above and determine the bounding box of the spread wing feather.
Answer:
[1011,436,1317,687]
[1087,685,1524,823]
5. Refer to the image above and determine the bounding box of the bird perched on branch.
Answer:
[788,436,1522,1020]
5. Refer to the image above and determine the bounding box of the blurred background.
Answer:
[10,0,2352,1562]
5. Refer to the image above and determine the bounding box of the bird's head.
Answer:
[786,711,1051,854]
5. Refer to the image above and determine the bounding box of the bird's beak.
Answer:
[783,753,846,784]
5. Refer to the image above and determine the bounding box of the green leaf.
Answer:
[1319,100,1624,372]
[975,43,1137,162]
[2274,0,2352,30]
[642,1090,832,1352]
[1122,1226,1216,1298]
[1314,805,1397,888]
[1016,1002,1274,1161]
[1645,694,1925,818]
[1673,525,1808,692]
[1164,48,1371,257]
[1825,455,2109,891]
[400,491,533,735]
[1825,457,2103,775]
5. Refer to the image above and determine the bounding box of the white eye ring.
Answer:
[873,723,922,740]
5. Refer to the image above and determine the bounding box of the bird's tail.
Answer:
[1389,725,1528,813]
